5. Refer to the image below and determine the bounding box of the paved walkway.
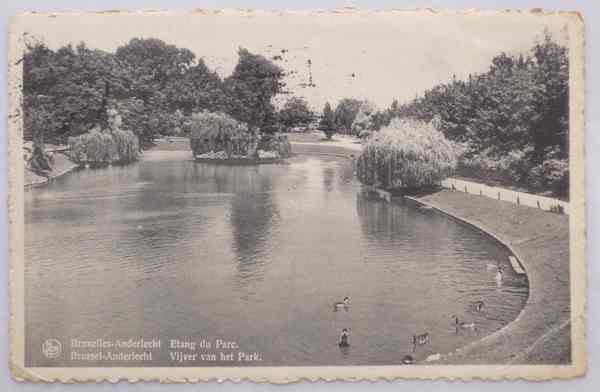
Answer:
[291,140,569,215]
[442,177,569,215]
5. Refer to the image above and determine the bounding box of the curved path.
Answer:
[292,141,571,365]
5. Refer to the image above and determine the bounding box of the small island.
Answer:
[188,111,291,165]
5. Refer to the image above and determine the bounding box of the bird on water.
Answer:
[333,296,350,311]
[339,328,350,347]
[452,315,476,330]
[412,332,430,352]
[496,265,505,286]
[474,300,485,312]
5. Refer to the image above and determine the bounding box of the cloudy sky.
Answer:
[14,10,569,109]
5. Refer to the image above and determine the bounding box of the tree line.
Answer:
[22,38,310,149]
[320,33,569,196]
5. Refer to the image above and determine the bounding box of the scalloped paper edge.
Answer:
[7,8,587,383]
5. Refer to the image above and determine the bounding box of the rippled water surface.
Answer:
[25,152,528,366]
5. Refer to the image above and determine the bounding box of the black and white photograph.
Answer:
[7,8,585,382]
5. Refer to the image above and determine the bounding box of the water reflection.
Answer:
[339,344,351,358]
[228,167,280,292]
[322,167,335,193]
[24,153,528,367]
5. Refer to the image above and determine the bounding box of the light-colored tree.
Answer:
[188,111,256,158]
[356,118,458,191]
[351,101,378,136]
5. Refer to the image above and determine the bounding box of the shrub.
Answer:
[459,145,568,196]
[358,129,372,140]
[351,101,377,136]
[112,129,141,163]
[69,128,115,165]
[531,158,569,196]
[68,127,139,166]
[188,111,254,157]
[258,134,292,158]
[461,146,533,185]
[356,118,458,191]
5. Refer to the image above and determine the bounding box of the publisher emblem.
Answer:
[42,339,62,359]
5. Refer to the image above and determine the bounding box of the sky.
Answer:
[12,10,570,110]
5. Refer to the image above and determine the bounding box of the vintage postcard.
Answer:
[8,9,586,382]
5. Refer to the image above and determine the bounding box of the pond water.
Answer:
[25,152,528,366]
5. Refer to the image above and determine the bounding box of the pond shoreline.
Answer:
[24,152,79,189]
[291,140,571,365]
[407,192,569,365]
[26,138,571,365]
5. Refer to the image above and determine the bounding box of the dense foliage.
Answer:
[188,112,254,158]
[23,39,286,150]
[224,48,285,133]
[278,97,313,129]
[351,101,377,138]
[24,33,568,194]
[354,33,569,196]
[68,110,139,166]
[333,98,363,134]
[113,38,214,147]
[258,134,292,158]
[23,42,130,142]
[356,118,458,191]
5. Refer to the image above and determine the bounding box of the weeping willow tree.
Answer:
[68,109,139,166]
[356,118,458,191]
[188,111,258,158]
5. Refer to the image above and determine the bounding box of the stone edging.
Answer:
[402,195,531,363]
[405,195,528,280]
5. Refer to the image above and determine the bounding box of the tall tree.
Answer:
[333,98,363,133]
[319,102,336,140]
[224,48,284,133]
[114,38,196,145]
[115,38,195,100]
[531,33,569,160]
[164,60,228,115]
